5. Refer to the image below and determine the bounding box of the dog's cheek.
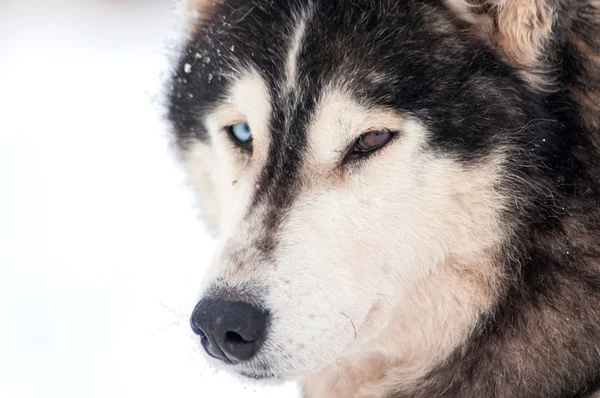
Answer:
[183,141,222,236]
[183,136,259,239]
[261,193,423,371]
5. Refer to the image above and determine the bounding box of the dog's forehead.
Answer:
[169,0,529,161]
[170,0,457,140]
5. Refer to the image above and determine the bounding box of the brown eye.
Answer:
[354,130,394,153]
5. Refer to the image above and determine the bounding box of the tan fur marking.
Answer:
[444,0,556,90]
[304,252,502,398]
[495,0,555,68]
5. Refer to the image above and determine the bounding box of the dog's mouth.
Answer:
[237,368,281,381]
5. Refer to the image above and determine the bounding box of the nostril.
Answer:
[201,335,232,363]
[225,331,254,345]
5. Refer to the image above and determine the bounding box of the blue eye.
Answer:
[228,122,252,146]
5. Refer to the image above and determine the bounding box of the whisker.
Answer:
[340,312,357,340]
[152,316,188,335]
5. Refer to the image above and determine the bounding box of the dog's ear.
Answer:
[187,0,216,12]
[444,0,557,88]
[187,0,219,23]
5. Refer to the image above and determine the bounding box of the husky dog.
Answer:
[167,0,600,396]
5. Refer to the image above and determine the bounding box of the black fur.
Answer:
[167,0,600,396]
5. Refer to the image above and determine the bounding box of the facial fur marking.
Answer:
[183,68,271,236]
[284,12,310,94]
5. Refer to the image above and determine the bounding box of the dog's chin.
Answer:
[228,360,285,382]
[200,350,285,382]
[233,368,294,387]
[237,370,278,380]
[233,360,306,384]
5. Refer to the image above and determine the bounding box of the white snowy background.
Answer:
[0,1,299,397]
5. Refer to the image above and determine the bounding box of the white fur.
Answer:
[284,14,309,93]
[184,69,271,237]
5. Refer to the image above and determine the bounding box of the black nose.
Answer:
[190,298,268,363]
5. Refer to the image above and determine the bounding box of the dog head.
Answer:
[168,0,566,384]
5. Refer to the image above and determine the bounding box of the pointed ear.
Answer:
[444,0,556,88]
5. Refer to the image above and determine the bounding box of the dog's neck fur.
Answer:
[302,252,501,397]
[302,253,600,398]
